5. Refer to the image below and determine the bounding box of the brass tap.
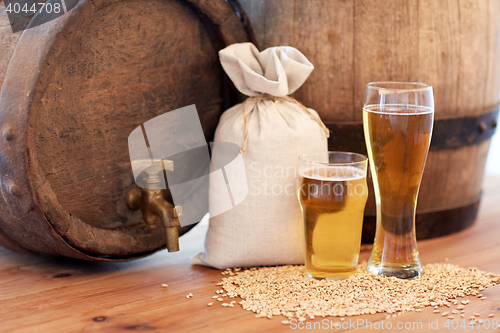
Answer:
[126,160,182,252]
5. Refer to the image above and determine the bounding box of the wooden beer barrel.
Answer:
[0,0,254,260]
[240,0,500,241]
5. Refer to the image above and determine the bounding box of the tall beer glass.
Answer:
[298,152,368,280]
[363,82,434,279]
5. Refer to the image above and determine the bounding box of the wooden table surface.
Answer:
[1,173,500,333]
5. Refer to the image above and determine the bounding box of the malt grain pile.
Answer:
[212,263,499,321]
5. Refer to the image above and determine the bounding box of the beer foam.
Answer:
[300,165,366,181]
[363,104,433,115]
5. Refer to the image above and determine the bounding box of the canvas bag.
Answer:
[191,43,329,269]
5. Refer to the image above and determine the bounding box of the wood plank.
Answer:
[0,168,499,331]
[353,0,420,121]
[291,0,354,122]
[0,0,252,259]
[1,207,500,332]
[0,219,208,300]
[2,234,499,333]
[0,3,22,92]
[484,0,500,109]
[240,0,498,237]
[240,0,500,120]
[456,0,490,115]
[239,0,355,122]
[416,213,500,264]
[418,0,460,117]
[1,1,499,331]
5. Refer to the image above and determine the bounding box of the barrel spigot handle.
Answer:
[126,159,181,252]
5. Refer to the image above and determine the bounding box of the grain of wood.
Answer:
[31,0,222,230]
[241,0,500,120]
[0,0,253,260]
[292,0,354,121]
[0,174,499,332]
[239,0,500,238]
[484,0,500,109]
[353,0,420,122]
[417,0,460,117]
[240,0,355,122]
[0,2,22,92]
[456,0,489,115]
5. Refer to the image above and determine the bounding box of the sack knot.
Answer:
[240,94,330,153]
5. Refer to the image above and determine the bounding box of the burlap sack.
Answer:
[191,43,328,269]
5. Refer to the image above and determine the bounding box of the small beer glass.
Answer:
[363,82,434,279]
[298,152,368,280]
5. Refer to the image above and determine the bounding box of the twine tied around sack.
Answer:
[240,94,330,154]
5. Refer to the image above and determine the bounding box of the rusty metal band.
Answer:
[326,106,499,153]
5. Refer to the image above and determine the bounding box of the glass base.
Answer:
[366,261,422,279]
[305,271,354,281]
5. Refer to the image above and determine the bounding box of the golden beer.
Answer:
[298,161,368,279]
[363,104,433,278]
